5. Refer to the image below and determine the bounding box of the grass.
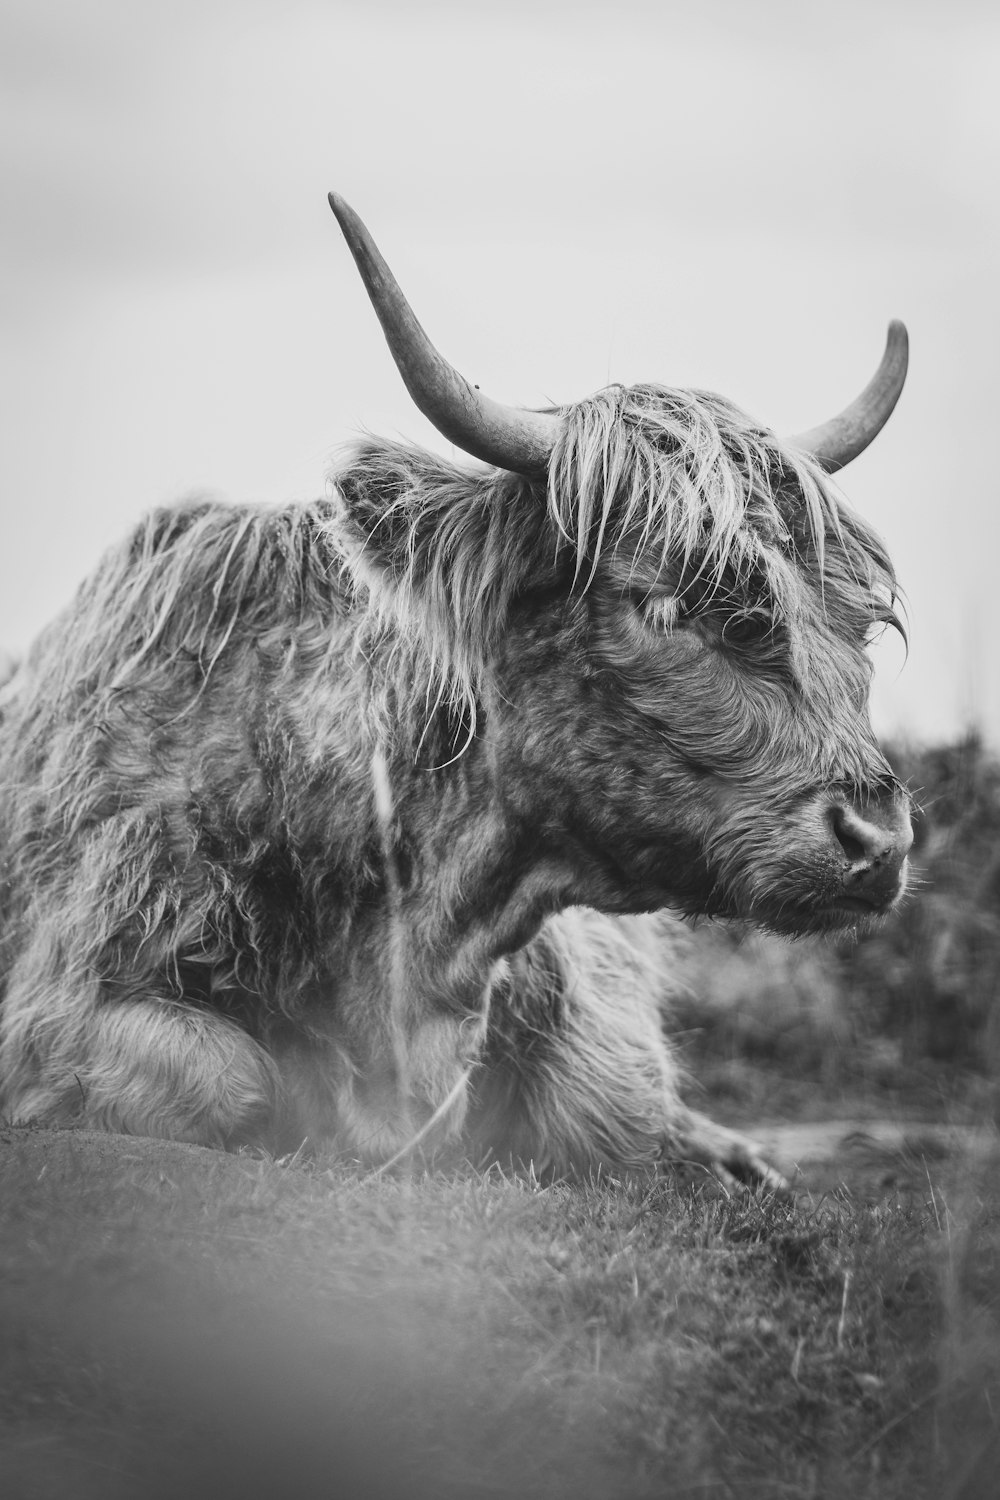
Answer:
[3,1117,1000,1499]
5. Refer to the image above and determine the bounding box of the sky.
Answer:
[2,0,998,746]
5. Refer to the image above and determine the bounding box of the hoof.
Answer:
[671,1108,790,1194]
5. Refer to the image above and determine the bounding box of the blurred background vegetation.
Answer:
[679,735,1000,1122]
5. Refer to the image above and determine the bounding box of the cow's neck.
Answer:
[364,738,635,1019]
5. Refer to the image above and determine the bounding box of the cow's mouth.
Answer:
[806,883,906,934]
[830,891,899,917]
[734,869,908,938]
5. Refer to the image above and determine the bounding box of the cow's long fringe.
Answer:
[550,383,874,597]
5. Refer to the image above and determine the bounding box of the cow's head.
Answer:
[329,194,912,937]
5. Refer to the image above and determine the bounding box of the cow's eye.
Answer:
[721,610,772,647]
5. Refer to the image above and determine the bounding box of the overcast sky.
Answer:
[2,0,998,746]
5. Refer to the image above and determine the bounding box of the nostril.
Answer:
[830,804,881,868]
[836,826,866,864]
[822,792,912,912]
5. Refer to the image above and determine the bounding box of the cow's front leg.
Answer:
[669,1106,788,1193]
[467,910,789,1191]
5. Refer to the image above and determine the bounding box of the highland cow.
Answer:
[0,195,912,1181]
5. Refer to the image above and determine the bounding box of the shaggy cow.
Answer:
[0,195,912,1181]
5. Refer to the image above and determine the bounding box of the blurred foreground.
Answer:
[3,1120,1000,1500]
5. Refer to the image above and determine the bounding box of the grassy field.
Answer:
[3,1109,999,1500]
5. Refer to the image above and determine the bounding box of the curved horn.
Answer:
[328,193,559,475]
[790,321,909,473]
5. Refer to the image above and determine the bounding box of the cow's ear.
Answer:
[333,445,413,576]
[333,440,557,599]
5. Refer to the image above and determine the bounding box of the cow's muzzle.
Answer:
[826,789,913,913]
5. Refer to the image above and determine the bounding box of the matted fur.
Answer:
[0,378,910,1172]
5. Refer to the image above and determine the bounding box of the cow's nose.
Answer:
[829,797,913,908]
